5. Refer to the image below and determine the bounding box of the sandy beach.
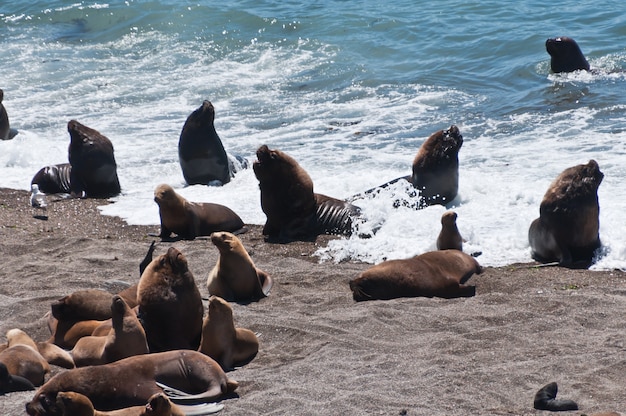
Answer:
[0,187,624,415]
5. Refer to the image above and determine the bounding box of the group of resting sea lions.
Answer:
[0,36,618,415]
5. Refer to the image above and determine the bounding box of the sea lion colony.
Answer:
[1,37,615,414]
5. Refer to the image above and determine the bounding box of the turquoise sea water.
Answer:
[1,1,625,268]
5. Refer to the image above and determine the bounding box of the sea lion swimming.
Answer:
[252,144,361,242]
[546,36,590,73]
[178,100,247,186]
[0,89,18,141]
[528,159,603,268]
[153,184,247,240]
[349,250,481,301]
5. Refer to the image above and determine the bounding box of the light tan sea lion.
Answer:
[153,184,247,240]
[71,296,148,367]
[0,329,50,386]
[26,350,238,415]
[528,159,603,268]
[137,247,204,352]
[56,391,185,416]
[436,210,463,251]
[349,250,482,301]
[206,231,272,302]
[199,296,259,370]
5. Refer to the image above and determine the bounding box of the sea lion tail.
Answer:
[533,382,578,411]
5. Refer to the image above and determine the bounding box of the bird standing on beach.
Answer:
[30,184,48,220]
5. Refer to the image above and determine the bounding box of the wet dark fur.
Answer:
[533,382,578,411]
[546,37,590,73]
[31,163,72,195]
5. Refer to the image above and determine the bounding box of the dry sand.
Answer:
[0,187,624,415]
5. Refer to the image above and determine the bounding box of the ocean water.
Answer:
[1,1,625,269]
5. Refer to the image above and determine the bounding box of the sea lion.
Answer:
[178,100,247,186]
[533,382,578,411]
[25,350,238,416]
[0,89,18,141]
[0,329,50,386]
[31,163,72,195]
[528,159,603,269]
[199,296,259,370]
[137,247,204,352]
[71,296,148,367]
[206,232,272,302]
[436,211,463,251]
[153,184,247,240]
[253,145,361,242]
[349,250,482,301]
[546,37,590,73]
[0,362,35,394]
[56,391,185,416]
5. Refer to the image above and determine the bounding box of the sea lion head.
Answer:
[26,392,60,416]
[441,210,457,226]
[435,125,463,160]
[210,231,239,253]
[154,184,181,206]
[545,37,590,73]
[253,145,311,184]
[188,100,216,125]
[55,391,93,416]
[208,295,234,320]
[145,392,172,415]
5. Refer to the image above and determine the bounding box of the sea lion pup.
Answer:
[199,296,259,370]
[0,329,50,386]
[56,391,185,416]
[25,350,238,416]
[349,250,482,301]
[0,89,18,141]
[153,184,247,240]
[546,36,590,73]
[528,159,603,269]
[71,296,149,367]
[533,382,578,411]
[0,362,35,393]
[178,100,247,186]
[436,210,463,251]
[137,246,204,352]
[207,231,273,302]
[253,144,361,242]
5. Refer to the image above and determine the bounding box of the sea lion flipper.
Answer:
[533,382,578,411]
[139,241,157,276]
[176,403,225,415]
[257,270,273,297]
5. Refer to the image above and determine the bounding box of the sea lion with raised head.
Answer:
[436,211,463,251]
[528,159,603,268]
[153,184,247,240]
[199,296,259,370]
[178,100,247,186]
[0,89,18,141]
[253,145,361,242]
[25,350,238,416]
[137,247,204,352]
[71,296,148,367]
[349,249,482,301]
[206,231,272,302]
[56,391,185,416]
[545,37,590,73]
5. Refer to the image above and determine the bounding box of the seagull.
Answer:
[30,184,48,220]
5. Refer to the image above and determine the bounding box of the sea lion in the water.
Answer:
[0,89,18,141]
[153,184,247,240]
[0,329,50,386]
[528,159,603,269]
[178,100,247,186]
[71,296,148,367]
[436,211,463,251]
[56,391,185,416]
[253,145,361,242]
[199,296,259,371]
[545,37,590,73]
[137,246,204,352]
[206,231,272,302]
[349,250,481,301]
[533,382,578,411]
[25,350,238,416]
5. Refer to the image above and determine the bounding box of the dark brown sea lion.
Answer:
[137,247,204,352]
[25,350,238,416]
[349,250,481,301]
[436,211,463,251]
[253,145,361,242]
[71,296,148,367]
[528,159,603,269]
[199,296,259,370]
[0,329,50,386]
[545,37,590,73]
[0,362,35,393]
[31,163,72,195]
[178,100,247,186]
[206,231,272,302]
[153,184,247,240]
[533,382,578,411]
[0,89,18,141]
[56,391,185,416]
